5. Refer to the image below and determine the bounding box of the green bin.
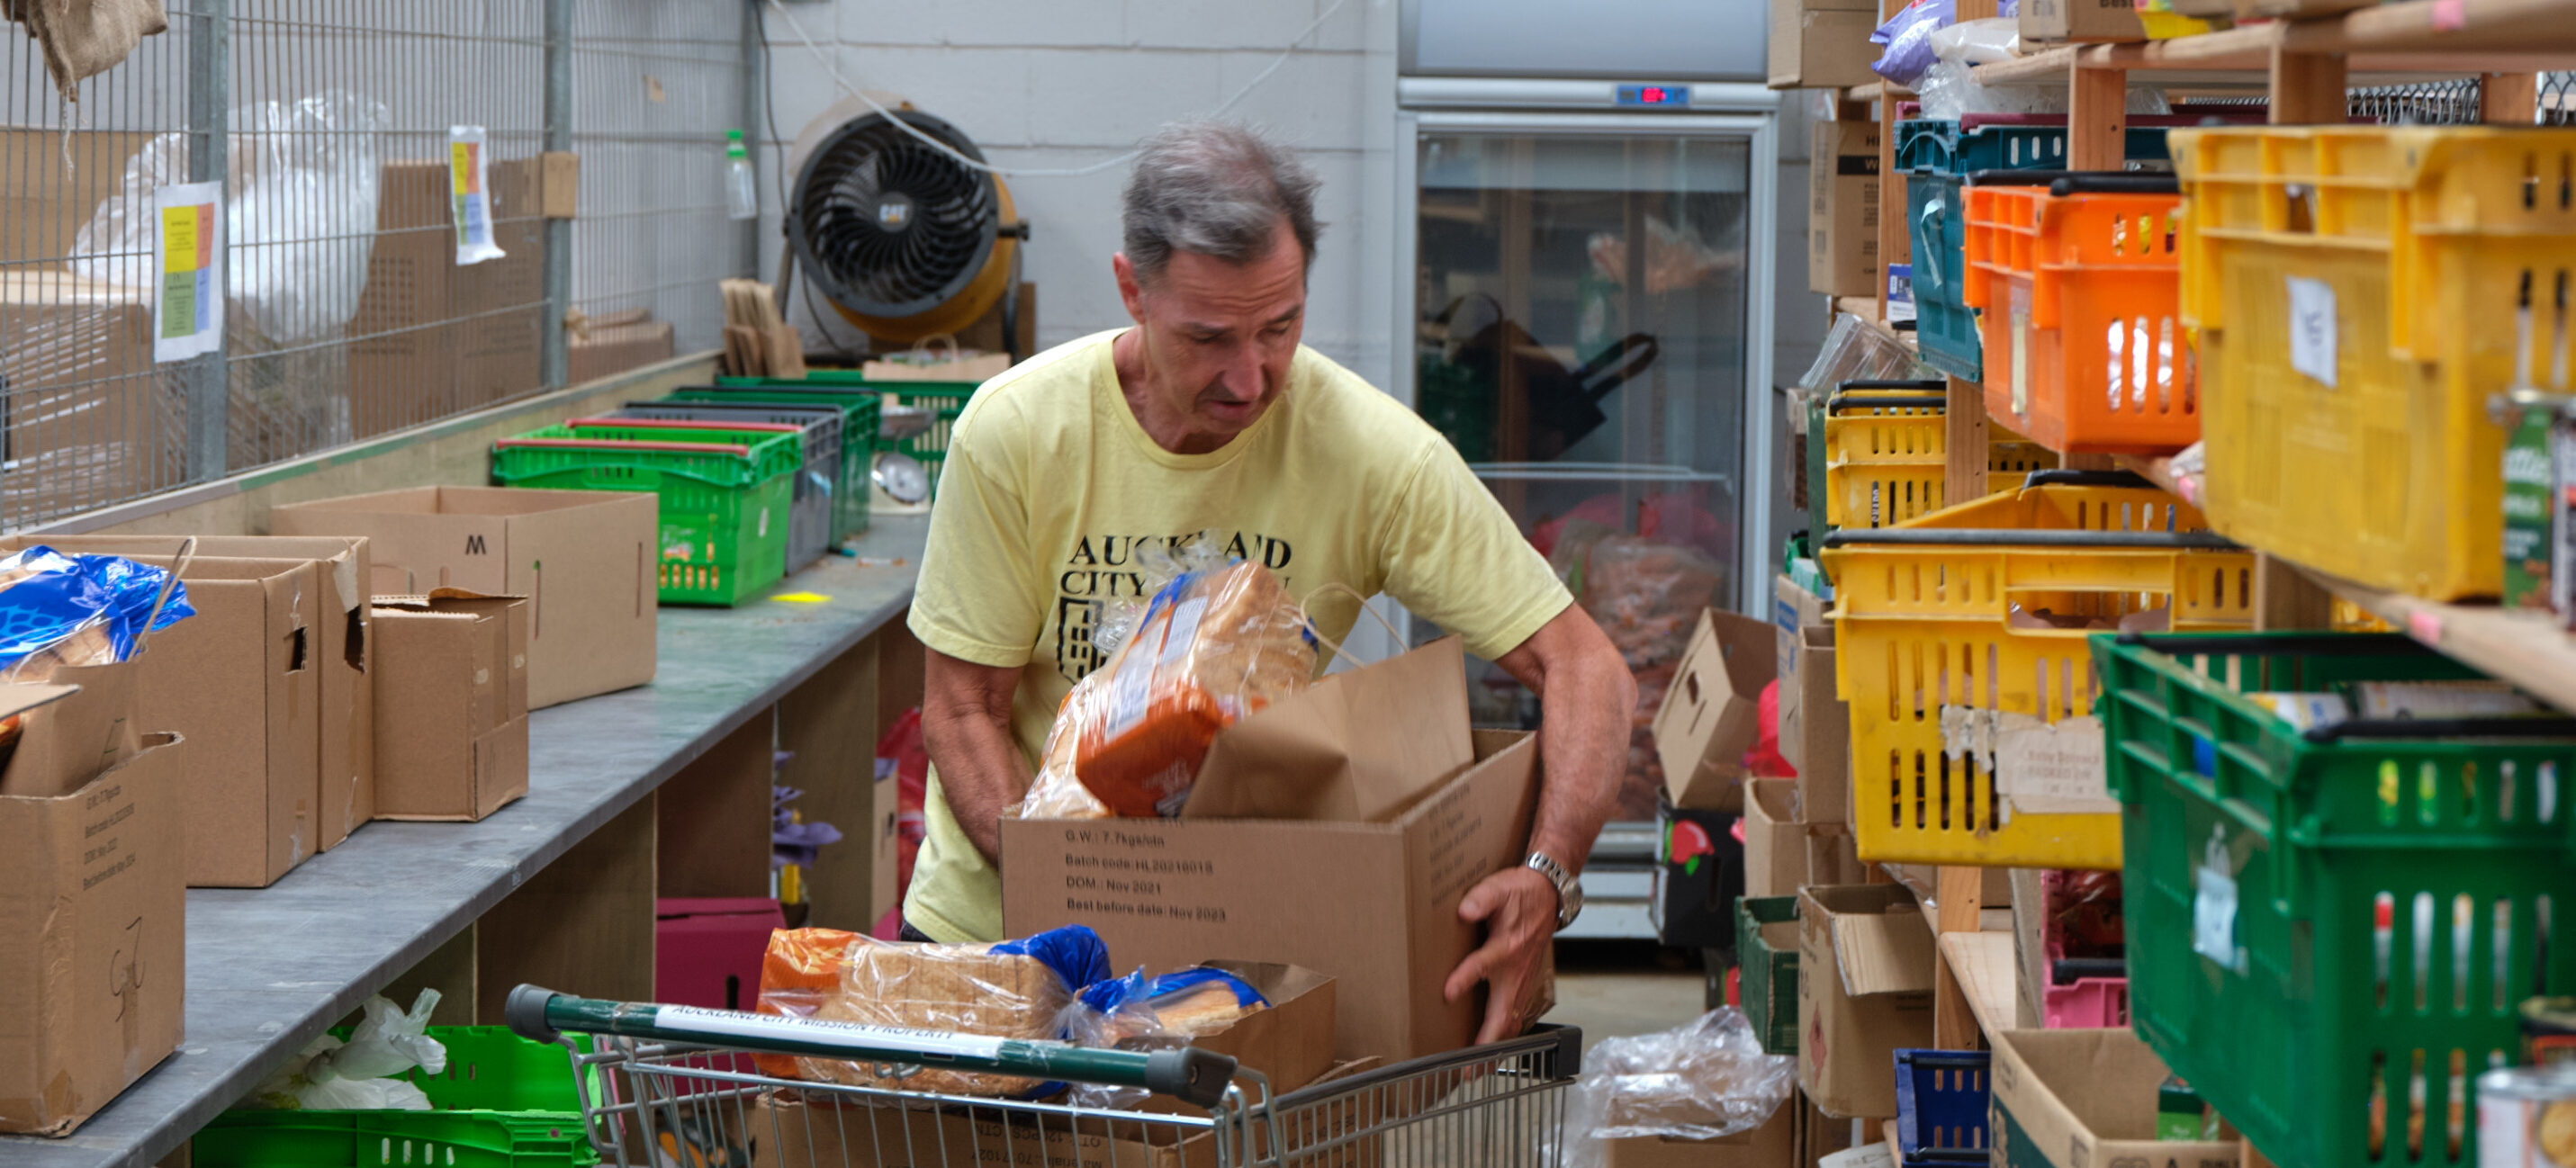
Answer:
[2094,630,2576,1168]
[493,423,800,606]
[665,386,879,541]
[716,374,977,501]
[1736,895,1801,1056]
[195,1028,596,1168]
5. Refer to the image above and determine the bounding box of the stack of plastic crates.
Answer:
[669,385,881,541]
[1963,174,2197,454]
[1809,379,2063,535]
[493,422,802,606]
[2172,125,2576,600]
[2035,868,2130,1029]
[1815,469,2252,867]
[572,416,833,574]
[1898,115,2190,382]
[716,371,978,501]
[2094,631,2576,1167]
[195,1028,596,1168]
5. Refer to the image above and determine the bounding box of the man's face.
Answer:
[1114,223,1307,450]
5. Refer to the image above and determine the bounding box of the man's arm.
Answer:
[922,648,1035,863]
[1440,602,1635,1044]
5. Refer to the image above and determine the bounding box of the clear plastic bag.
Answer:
[1561,1009,1797,1168]
[1797,313,1929,392]
[1014,672,1114,820]
[753,925,1110,1099]
[0,545,194,681]
[1071,559,1317,817]
[247,990,446,1110]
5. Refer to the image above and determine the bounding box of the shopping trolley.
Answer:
[505,984,1583,1168]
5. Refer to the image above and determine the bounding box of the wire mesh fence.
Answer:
[0,0,751,531]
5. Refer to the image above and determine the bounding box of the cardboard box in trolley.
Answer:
[1988,1028,2239,1168]
[371,589,529,821]
[1004,639,1542,1063]
[273,485,655,708]
[0,678,184,1137]
[1602,1095,1797,1167]
[1810,119,1882,298]
[1798,884,1936,1119]
[1652,609,1777,813]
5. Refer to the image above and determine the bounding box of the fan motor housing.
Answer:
[788,106,1017,344]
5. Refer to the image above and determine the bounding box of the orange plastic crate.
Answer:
[1964,177,2197,455]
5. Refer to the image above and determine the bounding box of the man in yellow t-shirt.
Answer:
[904,121,1636,1044]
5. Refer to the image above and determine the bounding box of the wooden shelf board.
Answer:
[1849,80,1914,103]
[1939,930,2020,1041]
[1973,0,2576,85]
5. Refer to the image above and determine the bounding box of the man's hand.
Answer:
[1443,865,1560,1045]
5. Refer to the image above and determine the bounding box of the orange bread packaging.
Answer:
[1070,561,1315,816]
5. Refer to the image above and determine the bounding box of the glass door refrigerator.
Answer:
[1393,26,1779,941]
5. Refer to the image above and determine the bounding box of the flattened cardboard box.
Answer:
[30,535,374,852]
[0,726,185,1136]
[1989,1028,2237,1168]
[1652,609,1776,813]
[1004,731,1538,1063]
[1798,884,1936,1119]
[274,485,656,708]
[372,590,530,821]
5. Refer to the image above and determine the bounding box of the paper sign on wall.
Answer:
[2286,275,2337,388]
[153,181,222,363]
[448,125,507,266]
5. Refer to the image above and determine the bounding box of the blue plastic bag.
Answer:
[1076,966,1269,1020]
[0,546,194,679]
[990,922,1112,993]
[1870,0,1955,87]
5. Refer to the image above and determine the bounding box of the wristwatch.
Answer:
[1525,852,1583,930]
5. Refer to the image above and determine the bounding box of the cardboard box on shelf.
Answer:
[0,270,177,518]
[1801,1091,1861,1163]
[0,661,138,799]
[1652,609,1777,813]
[1770,0,1880,88]
[274,486,656,708]
[1989,1028,2239,1168]
[567,319,677,385]
[371,589,529,821]
[656,897,783,1011]
[1772,574,1848,823]
[1798,884,1936,1118]
[0,714,183,1137]
[1806,827,1868,889]
[1744,780,1807,902]
[1004,642,1538,1063]
[1810,119,1882,299]
[2020,0,2147,42]
[32,535,376,851]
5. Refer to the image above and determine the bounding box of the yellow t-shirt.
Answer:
[902,328,1572,943]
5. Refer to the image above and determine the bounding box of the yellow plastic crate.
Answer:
[1818,471,2255,867]
[2173,125,2576,601]
[1823,385,2064,529]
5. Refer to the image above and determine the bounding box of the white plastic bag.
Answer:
[248,990,448,1110]
[1560,1009,1797,1168]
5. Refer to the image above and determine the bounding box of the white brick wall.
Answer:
[756,0,1391,386]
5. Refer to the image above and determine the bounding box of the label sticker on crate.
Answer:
[2192,827,2248,975]
[1939,708,2116,815]
[656,1005,1011,1061]
[152,181,222,363]
[2286,276,2338,388]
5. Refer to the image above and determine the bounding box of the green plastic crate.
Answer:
[1736,895,1800,1056]
[493,424,798,606]
[2093,630,2576,1168]
[196,1028,596,1168]
[664,388,878,541]
[717,375,977,501]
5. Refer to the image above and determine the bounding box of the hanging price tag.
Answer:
[2286,275,2338,388]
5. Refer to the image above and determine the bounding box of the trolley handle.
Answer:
[2021,468,2158,490]
[505,984,1239,1110]
[1820,527,2240,550]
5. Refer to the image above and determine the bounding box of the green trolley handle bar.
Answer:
[1821,527,2242,550]
[505,985,1238,1110]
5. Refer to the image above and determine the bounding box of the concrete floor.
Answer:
[1539,940,1711,1051]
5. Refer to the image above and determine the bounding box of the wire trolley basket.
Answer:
[504,984,1583,1168]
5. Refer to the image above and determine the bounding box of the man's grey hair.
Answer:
[1121,121,1322,283]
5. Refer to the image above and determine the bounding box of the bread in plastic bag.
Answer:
[753,924,1110,1098]
[247,990,446,1110]
[1559,1009,1797,1168]
[1059,966,1269,1110]
[1071,560,1316,817]
[1013,671,1113,819]
[0,545,194,681]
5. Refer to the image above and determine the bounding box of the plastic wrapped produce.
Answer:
[1071,560,1317,817]
[1060,966,1270,1110]
[1562,1009,1798,1168]
[0,545,194,681]
[754,925,1110,1098]
[1014,673,1114,820]
[1557,532,1726,819]
[247,991,446,1110]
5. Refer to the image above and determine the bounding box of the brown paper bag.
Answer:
[1182,636,1475,822]
[861,334,1011,382]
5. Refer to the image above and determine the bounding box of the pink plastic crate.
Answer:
[2043,976,2130,1029]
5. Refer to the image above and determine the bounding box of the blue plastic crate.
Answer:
[1896,1048,1992,1166]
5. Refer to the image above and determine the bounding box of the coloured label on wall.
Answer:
[449,125,507,265]
[153,181,222,362]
